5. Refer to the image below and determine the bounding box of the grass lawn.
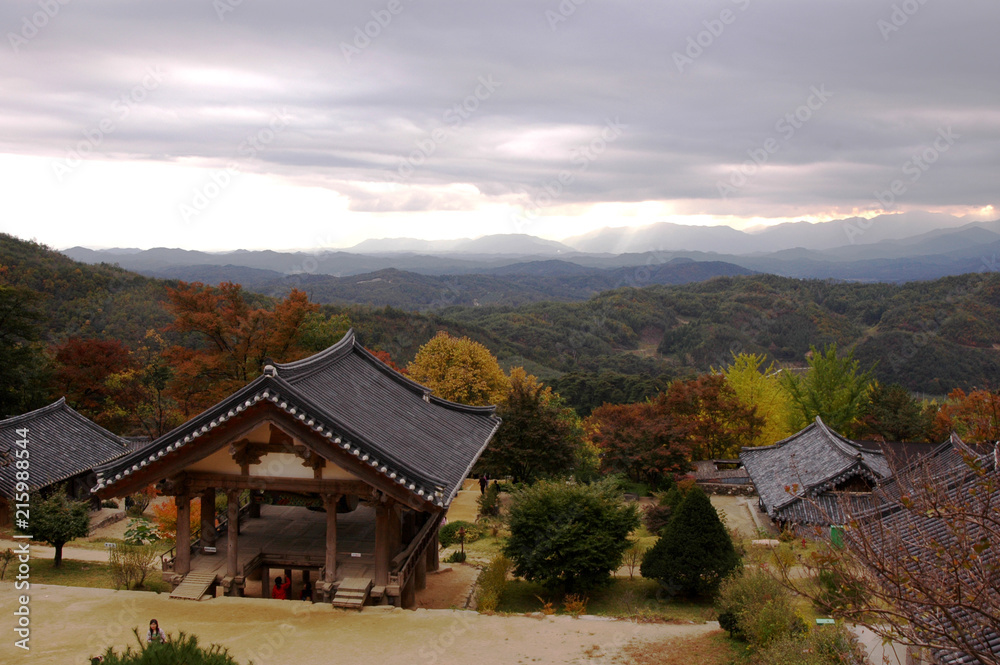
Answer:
[618,630,739,665]
[497,577,717,623]
[25,558,171,593]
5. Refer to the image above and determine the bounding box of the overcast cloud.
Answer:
[1,0,997,250]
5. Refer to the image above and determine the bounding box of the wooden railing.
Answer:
[389,515,439,588]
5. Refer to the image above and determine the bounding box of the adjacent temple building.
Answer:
[91,330,501,608]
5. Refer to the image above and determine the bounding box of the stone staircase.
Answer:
[332,577,372,609]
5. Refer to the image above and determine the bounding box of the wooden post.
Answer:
[175,494,191,575]
[425,524,440,572]
[263,567,270,599]
[401,571,416,609]
[375,501,392,586]
[226,489,239,579]
[402,509,417,545]
[388,503,402,559]
[415,553,427,591]
[200,488,217,551]
[323,494,340,584]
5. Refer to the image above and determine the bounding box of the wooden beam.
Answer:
[175,494,191,576]
[184,471,369,496]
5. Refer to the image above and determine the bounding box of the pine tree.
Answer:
[641,485,740,597]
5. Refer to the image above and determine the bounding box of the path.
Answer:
[0,583,721,665]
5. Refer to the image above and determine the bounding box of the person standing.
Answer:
[479,474,488,495]
[146,619,167,644]
[271,576,287,600]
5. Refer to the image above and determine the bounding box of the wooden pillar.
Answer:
[323,494,340,584]
[401,570,416,609]
[226,489,239,579]
[200,488,217,551]
[425,525,440,572]
[415,553,427,591]
[388,504,402,559]
[175,494,191,575]
[375,501,392,586]
[402,509,417,545]
[263,567,270,599]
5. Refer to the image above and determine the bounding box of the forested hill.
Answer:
[4,233,1000,405]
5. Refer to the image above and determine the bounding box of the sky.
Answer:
[1,0,998,251]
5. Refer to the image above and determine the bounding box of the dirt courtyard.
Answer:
[0,584,719,665]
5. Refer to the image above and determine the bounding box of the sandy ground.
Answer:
[0,583,719,665]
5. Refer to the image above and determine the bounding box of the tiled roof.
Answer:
[0,398,130,498]
[94,330,501,509]
[851,443,999,665]
[740,417,891,524]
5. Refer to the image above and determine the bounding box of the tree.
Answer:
[477,367,582,483]
[780,344,874,434]
[406,331,509,406]
[0,284,49,418]
[928,387,1000,444]
[779,452,1000,665]
[503,479,639,592]
[27,489,90,567]
[641,485,740,598]
[721,352,795,446]
[50,337,133,423]
[102,331,181,438]
[666,373,765,460]
[854,382,930,442]
[586,394,692,486]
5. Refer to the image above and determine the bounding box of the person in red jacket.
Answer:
[271,576,287,600]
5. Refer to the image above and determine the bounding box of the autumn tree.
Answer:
[102,330,181,438]
[586,394,692,486]
[164,282,348,414]
[406,331,509,406]
[721,352,794,446]
[50,337,133,423]
[781,344,874,434]
[928,387,1000,444]
[666,374,764,460]
[477,367,582,483]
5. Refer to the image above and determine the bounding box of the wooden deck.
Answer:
[185,503,377,595]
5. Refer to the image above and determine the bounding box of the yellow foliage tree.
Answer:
[719,352,795,446]
[407,331,510,406]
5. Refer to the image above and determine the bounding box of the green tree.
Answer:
[721,352,795,446]
[0,284,49,418]
[477,367,582,483]
[780,344,874,434]
[855,382,930,442]
[641,486,740,597]
[407,331,510,406]
[503,479,639,592]
[27,489,90,567]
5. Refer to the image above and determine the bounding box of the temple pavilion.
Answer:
[92,330,501,608]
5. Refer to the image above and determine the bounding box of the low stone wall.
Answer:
[697,482,757,497]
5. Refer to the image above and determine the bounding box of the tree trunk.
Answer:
[53,542,63,568]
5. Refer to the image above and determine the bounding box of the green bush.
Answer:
[477,482,501,518]
[101,499,119,509]
[124,519,161,546]
[641,486,740,598]
[93,629,242,664]
[439,521,483,548]
[748,625,865,665]
[815,567,867,613]
[475,554,512,612]
[109,542,158,590]
[503,478,639,592]
[716,569,802,649]
[445,551,467,563]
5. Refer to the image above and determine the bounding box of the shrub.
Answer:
[475,554,512,612]
[151,497,201,540]
[562,593,588,617]
[124,519,161,546]
[716,569,801,649]
[641,486,740,598]
[109,542,158,590]
[439,520,483,549]
[477,482,501,518]
[749,625,865,665]
[0,548,14,580]
[101,499,120,509]
[125,486,157,517]
[815,567,867,613]
[621,538,646,579]
[94,629,241,665]
[642,485,686,535]
[503,478,639,592]
[445,551,467,564]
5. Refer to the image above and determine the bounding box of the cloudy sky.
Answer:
[1,0,997,251]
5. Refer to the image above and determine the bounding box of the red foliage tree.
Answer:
[51,337,133,420]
